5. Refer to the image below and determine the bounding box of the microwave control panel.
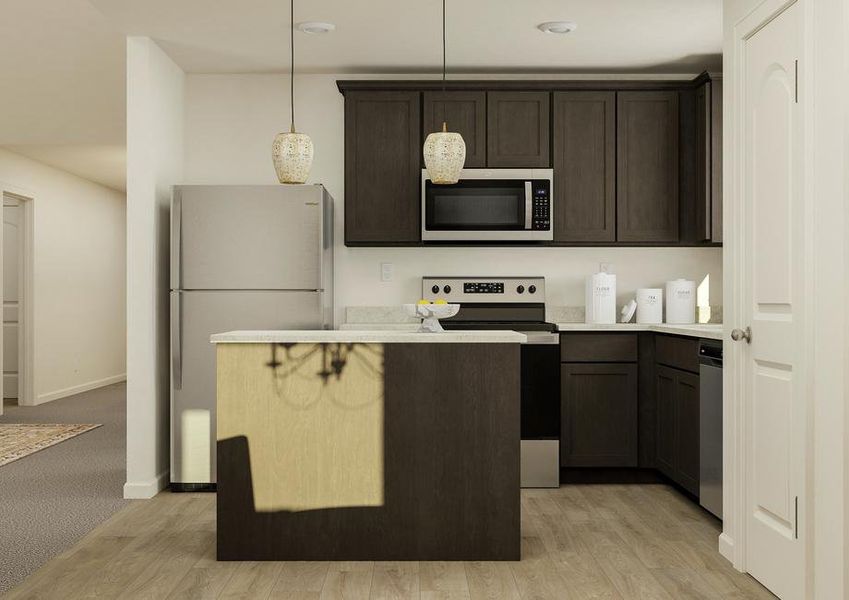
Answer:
[531,180,551,231]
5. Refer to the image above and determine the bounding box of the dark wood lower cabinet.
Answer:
[655,365,700,496]
[676,370,701,494]
[561,363,638,467]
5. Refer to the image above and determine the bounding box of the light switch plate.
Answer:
[380,262,394,282]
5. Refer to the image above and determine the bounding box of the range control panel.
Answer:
[422,277,546,303]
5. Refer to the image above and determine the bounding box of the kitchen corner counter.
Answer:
[556,322,724,340]
[210,329,526,344]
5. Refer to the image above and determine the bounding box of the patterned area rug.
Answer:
[0,424,102,467]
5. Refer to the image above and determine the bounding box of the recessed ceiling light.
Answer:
[537,21,577,34]
[297,21,335,34]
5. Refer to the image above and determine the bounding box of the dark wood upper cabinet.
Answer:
[552,92,616,242]
[710,78,723,243]
[694,82,711,241]
[344,91,421,244]
[487,92,550,168]
[561,363,638,467]
[617,91,680,242]
[423,92,486,168]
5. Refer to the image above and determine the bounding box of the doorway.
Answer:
[0,191,33,416]
[728,0,808,597]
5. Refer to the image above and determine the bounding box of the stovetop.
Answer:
[422,276,554,333]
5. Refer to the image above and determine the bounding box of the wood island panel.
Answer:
[216,342,520,561]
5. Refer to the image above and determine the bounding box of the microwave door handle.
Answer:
[524,181,533,230]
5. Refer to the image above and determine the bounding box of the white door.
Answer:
[3,201,20,400]
[741,2,805,598]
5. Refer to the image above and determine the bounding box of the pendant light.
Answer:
[423,0,466,185]
[272,0,314,184]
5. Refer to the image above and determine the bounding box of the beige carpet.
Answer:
[0,423,101,467]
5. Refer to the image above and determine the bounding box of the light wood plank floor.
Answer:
[4,484,776,599]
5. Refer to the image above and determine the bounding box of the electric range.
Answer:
[421,276,560,488]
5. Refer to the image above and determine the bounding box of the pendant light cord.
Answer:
[442,0,446,93]
[290,0,295,133]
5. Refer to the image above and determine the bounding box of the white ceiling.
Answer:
[0,0,721,193]
[0,0,127,191]
[91,0,722,74]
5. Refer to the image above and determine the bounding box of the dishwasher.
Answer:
[699,339,723,519]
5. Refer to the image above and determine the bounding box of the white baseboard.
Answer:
[34,373,127,405]
[123,471,169,499]
[718,532,735,565]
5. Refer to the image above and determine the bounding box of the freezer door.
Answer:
[170,290,324,485]
[172,185,325,291]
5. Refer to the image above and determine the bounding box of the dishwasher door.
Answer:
[699,341,723,519]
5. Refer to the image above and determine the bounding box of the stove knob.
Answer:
[443,285,452,294]
[516,285,525,294]
[528,285,537,294]
[431,285,440,294]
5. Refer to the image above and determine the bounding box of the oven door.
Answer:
[421,170,552,241]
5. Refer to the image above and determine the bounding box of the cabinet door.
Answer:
[423,92,486,168]
[710,78,723,243]
[487,92,550,168]
[344,91,421,244]
[694,82,712,241]
[655,365,677,479]
[675,370,700,496]
[617,91,680,242]
[552,92,615,242]
[561,363,638,467]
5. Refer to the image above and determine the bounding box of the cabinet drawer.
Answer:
[655,334,699,373]
[560,333,638,363]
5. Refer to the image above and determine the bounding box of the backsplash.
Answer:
[346,305,723,325]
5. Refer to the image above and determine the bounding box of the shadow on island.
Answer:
[216,343,524,562]
[217,434,518,561]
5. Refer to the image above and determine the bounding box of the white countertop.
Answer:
[556,322,724,340]
[210,330,527,344]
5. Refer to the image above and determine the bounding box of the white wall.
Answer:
[0,148,126,401]
[125,37,184,499]
[184,74,722,325]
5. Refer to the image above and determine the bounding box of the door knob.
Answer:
[731,326,752,343]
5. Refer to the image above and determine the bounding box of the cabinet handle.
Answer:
[731,327,752,344]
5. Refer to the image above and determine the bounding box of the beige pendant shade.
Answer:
[273,0,313,184]
[424,122,466,184]
[424,0,465,184]
[273,127,314,184]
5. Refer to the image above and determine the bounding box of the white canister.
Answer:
[585,272,617,324]
[636,288,663,324]
[665,279,696,324]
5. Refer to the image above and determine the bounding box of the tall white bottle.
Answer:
[665,279,696,324]
[585,272,617,324]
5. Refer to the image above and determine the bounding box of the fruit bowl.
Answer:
[403,303,460,333]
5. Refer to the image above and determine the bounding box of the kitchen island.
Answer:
[212,330,524,561]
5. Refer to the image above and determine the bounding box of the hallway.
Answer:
[0,382,127,593]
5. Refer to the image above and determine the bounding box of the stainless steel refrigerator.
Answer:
[170,184,333,490]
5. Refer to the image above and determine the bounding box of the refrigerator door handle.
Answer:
[172,292,182,390]
[171,189,182,290]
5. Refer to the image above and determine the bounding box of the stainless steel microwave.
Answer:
[421,168,554,241]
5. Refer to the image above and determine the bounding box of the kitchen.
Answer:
[171,5,729,570]
[122,0,815,597]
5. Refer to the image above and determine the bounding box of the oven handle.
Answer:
[524,181,533,230]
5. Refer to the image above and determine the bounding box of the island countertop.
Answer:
[210,329,527,344]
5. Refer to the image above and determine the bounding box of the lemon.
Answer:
[435,299,448,305]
